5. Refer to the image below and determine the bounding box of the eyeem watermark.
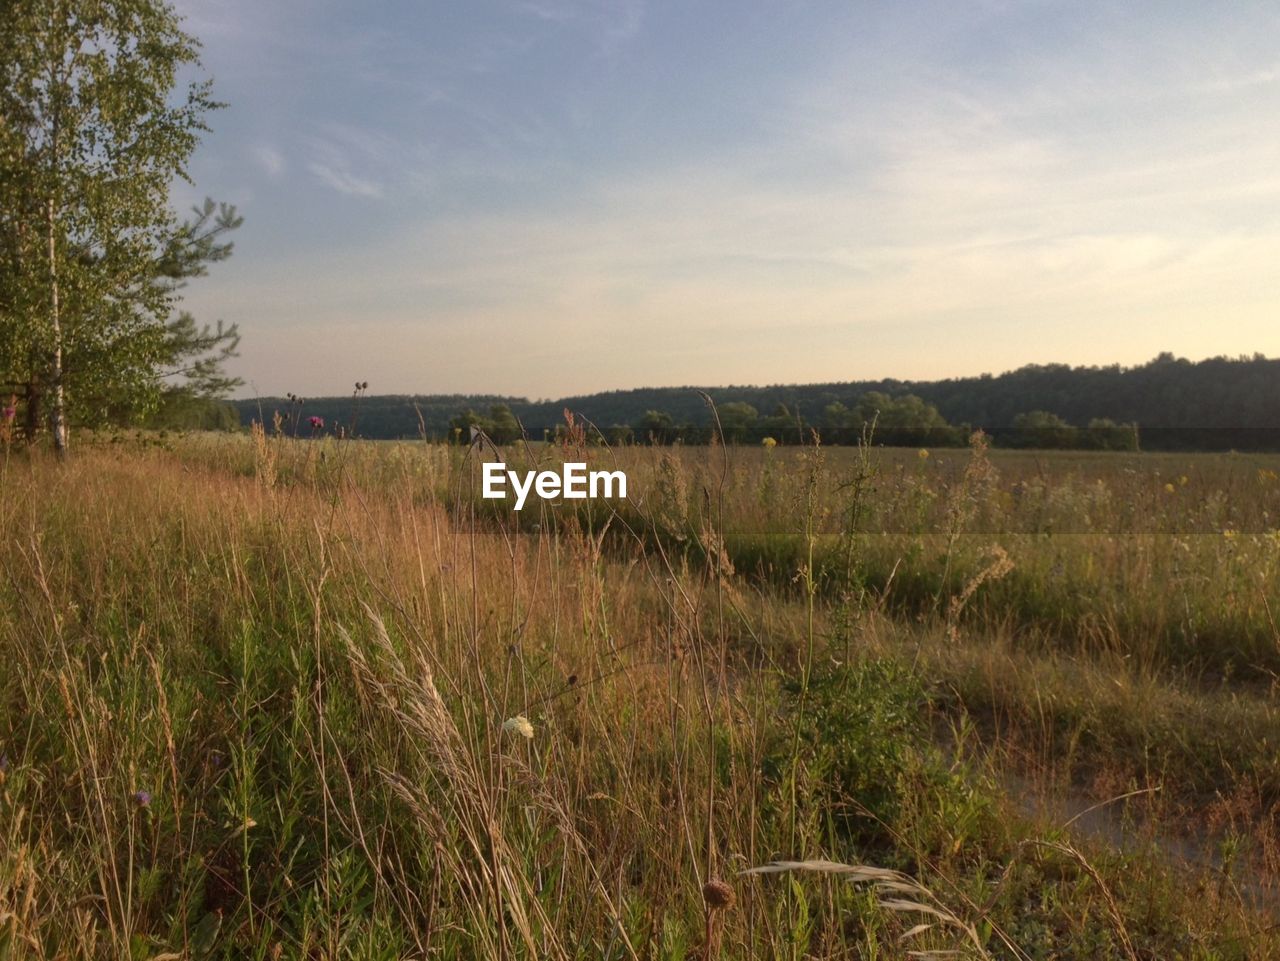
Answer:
[482,462,627,510]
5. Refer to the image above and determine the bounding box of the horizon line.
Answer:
[229,349,1275,403]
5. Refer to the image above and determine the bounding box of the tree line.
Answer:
[235,352,1280,451]
[436,395,1137,450]
[238,389,1141,450]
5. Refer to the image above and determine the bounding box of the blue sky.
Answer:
[169,0,1280,399]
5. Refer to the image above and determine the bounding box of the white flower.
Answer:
[502,715,534,739]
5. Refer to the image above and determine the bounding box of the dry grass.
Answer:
[0,433,1276,958]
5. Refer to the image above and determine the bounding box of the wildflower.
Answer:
[760,436,777,449]
[1164,482,1175,493]
[1,406,14,422]
[502,715,534,739]
[1223,529,1238,540]
[133,790,152,809]
[918,448,929,460]
[308,416,324,430]
[1179,475,1189,486]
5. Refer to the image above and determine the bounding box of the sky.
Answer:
[167,0,1280,400]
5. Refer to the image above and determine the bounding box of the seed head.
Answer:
[502,715,534,739]
[702,879,735,911]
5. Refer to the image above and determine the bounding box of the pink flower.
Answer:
[1,407,14,422]
[308,416,324,430]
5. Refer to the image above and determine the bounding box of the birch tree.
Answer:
[0,0,219,454]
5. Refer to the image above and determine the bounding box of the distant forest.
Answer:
[226,353,1280,450]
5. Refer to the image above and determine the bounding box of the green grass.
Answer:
[1,432,1277,958]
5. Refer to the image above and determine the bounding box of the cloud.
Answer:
[302,123,401,198]
[251,145,286,177]
[515,0,644,54]
[174,0,1280,396]
[307,161,383,198]
[1195,65,1280,94]
[516,1,578,24]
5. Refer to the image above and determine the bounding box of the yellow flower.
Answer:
[1163,483,1175,493]
[1178,475,1189,486]
[760,436,777,449]
[918,449,929,460]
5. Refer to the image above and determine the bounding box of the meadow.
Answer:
[3,427,1280,959]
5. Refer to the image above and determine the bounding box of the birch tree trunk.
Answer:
[47,195,67,456]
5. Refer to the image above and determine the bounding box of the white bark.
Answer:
[47,195,67,456]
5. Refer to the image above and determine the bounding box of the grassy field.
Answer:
[3,429,1280,959]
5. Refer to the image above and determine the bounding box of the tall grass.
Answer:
[0,434,1274,958]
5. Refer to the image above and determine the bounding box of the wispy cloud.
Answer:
[1195,64,1280,94]
[251,145,286,177]
[302,123,406,198]
[307,161,383,198]
[515,0,644,54]
[174,0,1280,396]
